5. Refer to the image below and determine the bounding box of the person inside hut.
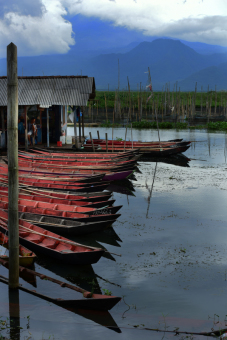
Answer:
[18,117,25,145]
[27,118,38,145]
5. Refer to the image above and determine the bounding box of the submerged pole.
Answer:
[7,42,19,289]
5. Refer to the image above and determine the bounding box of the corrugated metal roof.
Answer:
[0,76,96,106]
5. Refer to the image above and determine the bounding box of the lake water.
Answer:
[1,127,227,340]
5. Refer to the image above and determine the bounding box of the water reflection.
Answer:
[107,179,136,196]
[141,154,191,167]
[8,288,20,340]
[145,162,158,218]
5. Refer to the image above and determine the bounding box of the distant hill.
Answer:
[1,38,227,91]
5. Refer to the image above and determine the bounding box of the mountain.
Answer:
[1,38,227,91]
[178,63,227,91]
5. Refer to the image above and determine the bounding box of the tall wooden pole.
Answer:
[47,108,49,148]
[7,42,19,289]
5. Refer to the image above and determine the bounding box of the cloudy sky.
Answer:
[0,0,227,57]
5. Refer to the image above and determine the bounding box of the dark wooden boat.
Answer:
[85,144,190,155]
[0,210,105,265]
[0,200,121,224]
[0,230,36,266]
[85,138,189,148]
[18,211,118,235]
[17,155,138,168]
[0,260,121,310]
[0,195,122,216]
[0,187,116,209]
[32,147,139,158]
[0,176,110,193]
[16,160,136,174]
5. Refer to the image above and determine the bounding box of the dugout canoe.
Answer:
[0,187,115,209]
[85,139,189,148]
[0,184,113,203]
[83,144,190,155]
[0,200,121,224]
[0,176,110,193]
[16,160,136,173]
[0,260,121,310]
[0,230,36,266]
[17,156,138,169]
[0,195,122,216]
[0,210,105,265]
[18,211,118,236]
[31,147,139,158]
[4,165,133,182]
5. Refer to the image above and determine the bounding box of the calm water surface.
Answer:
[1,127,227,340]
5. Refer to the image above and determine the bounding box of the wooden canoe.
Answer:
[0,187,115,209]
[0,210,105,265]
[0,230,36,266]
[0,185,113,203]
[0,193,122,216]
[18,211,118,235]
[0,201,121,224]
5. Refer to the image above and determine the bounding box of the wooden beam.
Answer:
[7,42,19,289]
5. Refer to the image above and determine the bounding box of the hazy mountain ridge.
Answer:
[1,38,227,90]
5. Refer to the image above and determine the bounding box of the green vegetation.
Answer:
[207,121,227,130]
[92,90,227,111]
[99,120,121,128]
[130,121,188,129]
[102,289,112,296]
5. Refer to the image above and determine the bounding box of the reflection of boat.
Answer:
[68,234,120,262]
[107,179,136,196]
[74,309,121,333]
[0,260,121,311]
[94,227,122,246]
[141,153,191,167]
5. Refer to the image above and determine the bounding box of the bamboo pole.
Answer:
[131,123,133,150]
[89,132,95,152]
[105,133,108,152]
[82,109,84,139]
[97,130,100,139]
[74,108,78,148]
[47,108,49,148]
[7,42,19,289]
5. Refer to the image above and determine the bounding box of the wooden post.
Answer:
[124,126,127,152]
[47,108,49,148]
[65,105,67,139]
[105,133,108,152]
[131,123,133,150]
[78,108,81,143]
[97,130,100,139]
[7,42,19,289]
[74,108,78,148]
[24,105,28,150]
[82,109,84,139]
[89,132,95,152]
[9,288,20,339]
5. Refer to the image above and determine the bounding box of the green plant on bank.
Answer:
[116,137,123,141]
[207,121,227,130]
[129,120,188,129]
[100,121,121,128]
[102,289,112,296]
